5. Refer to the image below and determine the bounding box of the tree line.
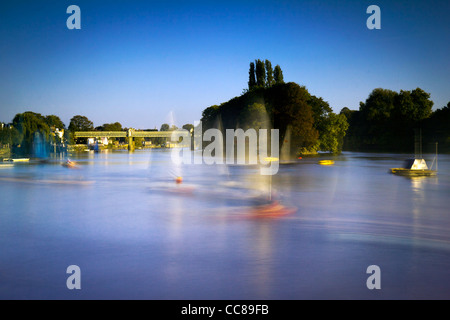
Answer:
[0,112,66,157]
[340,88,449,153]
[0,112,195,156]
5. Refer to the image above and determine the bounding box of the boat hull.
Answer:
[390,168,437,176]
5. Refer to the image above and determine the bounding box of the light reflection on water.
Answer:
[0,151,449,299]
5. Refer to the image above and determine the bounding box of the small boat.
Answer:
[318,160,334,166]
[390,158,436,176]
[392,131,438,177]
[62,159,78,169]
[247,201,297,219]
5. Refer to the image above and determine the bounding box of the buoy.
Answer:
[298,157,302,160]
[175,176,183,184]
[318,160,334,166]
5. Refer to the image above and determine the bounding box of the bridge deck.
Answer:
[74,131,189,138]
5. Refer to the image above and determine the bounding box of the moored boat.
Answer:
[390,158,436,176]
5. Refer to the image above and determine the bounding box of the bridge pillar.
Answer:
[127,129,135,152]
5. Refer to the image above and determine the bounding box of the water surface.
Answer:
[0,151,449,299]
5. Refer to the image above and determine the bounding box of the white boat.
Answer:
[390,158,436,176]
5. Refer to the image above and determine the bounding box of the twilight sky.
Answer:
[0,0,448,129]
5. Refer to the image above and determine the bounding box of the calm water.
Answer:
[0,150,449,299]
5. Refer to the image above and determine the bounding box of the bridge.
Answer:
[74,129,190,151]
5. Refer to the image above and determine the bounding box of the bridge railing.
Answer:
[74,130,190,138]
[74,131,127,138]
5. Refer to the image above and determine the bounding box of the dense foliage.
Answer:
[0,112,66,156]
[341,88,444,153]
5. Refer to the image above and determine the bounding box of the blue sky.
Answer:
[0,0,448,129]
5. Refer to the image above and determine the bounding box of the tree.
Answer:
[12,111,51,156]
[182,124,194,132]
[318,113,349,153]
[201,105,220,131]
[358,88,398,148]
[265,60,274,87]
[160,123,170,131]
[238,102,270,131]
[308,96,348,153]
[0,125,20,147]
[394,88,433,124]
[248,62,256,90]
[309,95,333,126]
[267,82,318,155]
[274,65,284,84]
[45,115,65,129]
[360,88,397,122]
[340,107,354,119]
[422,102,450,153]
[68,115,94,145]
[68,115,94,132]
[255,59,266,88]
[100,122,123,131]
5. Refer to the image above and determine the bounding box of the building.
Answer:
[87,137,109,146]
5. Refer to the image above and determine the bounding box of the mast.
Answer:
[436,142,438,172]
[420,128,423,159]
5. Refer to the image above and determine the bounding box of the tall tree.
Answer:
[248,62,256,90]
[68,115,94,132]
[255,59,266,88]
[265,60,274,87]
[274,65,284,84]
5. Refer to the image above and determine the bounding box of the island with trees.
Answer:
[201,59,349,158]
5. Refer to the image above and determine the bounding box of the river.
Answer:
[0,150,449,299]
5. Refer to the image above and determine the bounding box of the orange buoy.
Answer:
[175,176,183,184]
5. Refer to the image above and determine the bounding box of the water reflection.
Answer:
[249,221,275,298]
